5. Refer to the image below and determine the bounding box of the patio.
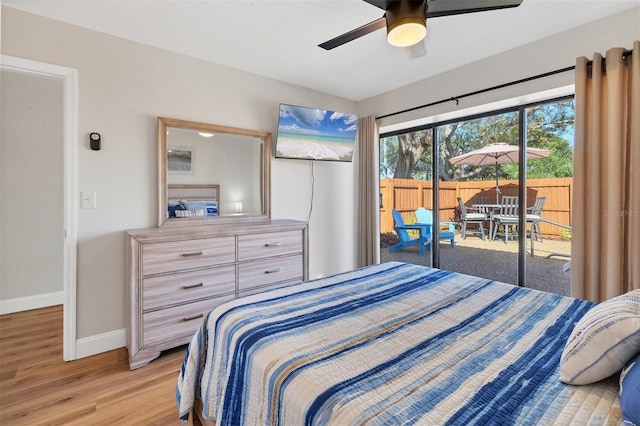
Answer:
[380,233,571,296]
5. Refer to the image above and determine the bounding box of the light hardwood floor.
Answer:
[0,305,186,425]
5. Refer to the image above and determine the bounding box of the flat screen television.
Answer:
[275,103,358,162]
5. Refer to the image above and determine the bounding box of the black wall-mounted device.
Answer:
[90,132,101,150]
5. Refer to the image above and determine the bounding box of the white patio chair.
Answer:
[526,196,546,242]
[472,196,490,205]
[492,196,519,243]
[457,197,486,240]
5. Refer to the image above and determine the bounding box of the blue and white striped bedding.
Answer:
[176,262,621,425]
[168,199,218,218]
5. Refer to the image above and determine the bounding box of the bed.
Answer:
[168,184,219,218]
[176,261,627,425]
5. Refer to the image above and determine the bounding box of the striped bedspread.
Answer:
[176,262,621,425]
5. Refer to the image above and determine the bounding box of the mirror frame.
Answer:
[158,117,271,227]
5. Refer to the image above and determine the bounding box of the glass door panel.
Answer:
[437,111,521,285]
[523,99,574,296]
[379,129,433,268]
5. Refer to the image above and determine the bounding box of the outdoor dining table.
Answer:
[471,202,535,249]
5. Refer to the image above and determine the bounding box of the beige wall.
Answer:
[1,6,358,342]
[1,70,64,300]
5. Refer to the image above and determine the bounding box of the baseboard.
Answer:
[0,294,126,359]
[0,291,64,315]
[75,328,126,359]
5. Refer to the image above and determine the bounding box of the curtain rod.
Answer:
[377,49,633,121]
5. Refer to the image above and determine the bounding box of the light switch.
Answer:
[81,191,97,209]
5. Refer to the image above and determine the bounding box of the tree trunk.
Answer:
[393,133,429,178]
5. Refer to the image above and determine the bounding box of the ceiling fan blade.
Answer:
[318,16,386,50]
[426,0,523,18]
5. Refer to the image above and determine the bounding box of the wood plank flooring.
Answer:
[0,305,187,425]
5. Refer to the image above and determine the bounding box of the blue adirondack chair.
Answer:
[388,210,431,256]
[415,207,456,249]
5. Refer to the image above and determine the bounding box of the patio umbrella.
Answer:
[448,143,551,200]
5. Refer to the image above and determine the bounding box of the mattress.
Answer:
[177,261,621,425]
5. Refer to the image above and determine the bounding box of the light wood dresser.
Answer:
[125,219,308,369]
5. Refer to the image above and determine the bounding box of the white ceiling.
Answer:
[4,0,639,101]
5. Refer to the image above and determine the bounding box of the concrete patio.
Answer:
[380,232,572,296]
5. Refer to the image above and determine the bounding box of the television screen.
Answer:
[275,103,358,162]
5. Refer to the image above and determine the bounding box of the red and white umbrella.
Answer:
[449,143,551,198]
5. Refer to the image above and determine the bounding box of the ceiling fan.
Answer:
[319,0,524,50]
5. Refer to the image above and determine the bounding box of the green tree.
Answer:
[394,130,432,179]
[380,99,574,181]
[380,131,434,180]
[380,136,398,178]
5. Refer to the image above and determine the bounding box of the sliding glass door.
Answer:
[379,96,574,294]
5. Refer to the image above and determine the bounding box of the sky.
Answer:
[278,104,358,139]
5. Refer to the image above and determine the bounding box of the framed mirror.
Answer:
[158,117,271,227]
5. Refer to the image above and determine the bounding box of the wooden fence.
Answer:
[380,177,572,237]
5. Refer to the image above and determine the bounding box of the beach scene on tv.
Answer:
[276,104,358,162]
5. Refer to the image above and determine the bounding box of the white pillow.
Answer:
[559,289,640,385]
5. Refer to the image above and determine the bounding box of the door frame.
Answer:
[1,55,78,361]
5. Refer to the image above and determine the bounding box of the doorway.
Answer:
[0,55,78,360]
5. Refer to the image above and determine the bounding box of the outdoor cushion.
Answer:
[465,213,485,220]
[559,289,640,385]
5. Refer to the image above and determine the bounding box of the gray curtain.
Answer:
[355,115,380,267]
[571,40,640,302]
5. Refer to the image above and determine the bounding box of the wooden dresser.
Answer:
[125,219,307,369]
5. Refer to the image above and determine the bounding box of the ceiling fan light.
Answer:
[385,1,427,48]
[387,19,426,47]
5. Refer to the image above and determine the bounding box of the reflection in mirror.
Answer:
[158,117,271,227]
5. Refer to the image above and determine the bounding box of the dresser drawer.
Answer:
[142,296,233,347]
[238,231,302,261]
[238,255,303,290]
[238,280,297,298]
[142,237,235,276]
[142,265,235,311]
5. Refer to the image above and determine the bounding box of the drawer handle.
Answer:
[265,268,281,274]
[182,314,204,322]
[181,251,204,257]
[182,283,204,290]
[264,242,281,247]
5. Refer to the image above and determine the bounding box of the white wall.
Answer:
[1,6,357,344]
